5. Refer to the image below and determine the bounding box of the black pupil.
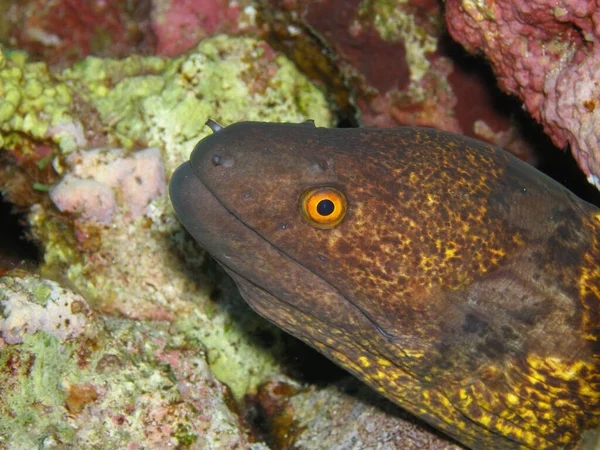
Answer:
[316,199,335,216]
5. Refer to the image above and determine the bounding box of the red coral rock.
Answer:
[5,0,155,67]
[446,0,600,186]
[151,0,241,56]
[304,0,411,96]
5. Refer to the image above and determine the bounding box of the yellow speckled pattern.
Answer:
[580,214,600,349]
[171,122,600,449]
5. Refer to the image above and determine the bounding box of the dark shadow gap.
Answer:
[0,194,41,272]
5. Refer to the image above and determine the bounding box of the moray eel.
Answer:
[169,121,600,449]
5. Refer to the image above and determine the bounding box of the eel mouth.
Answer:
[170,161,352,324]
[170,161,400,343]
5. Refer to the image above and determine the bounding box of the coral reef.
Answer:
[0,273,266,448]
[446,0,600,187]
[0,275,90,344]
[0,49,75,155]
[1,0,156,68]
[0,0,552,166]
[258,0,539,162]
[151,0,255,56]
[251,376,464,449]
[50,147,165,225]
[0,0,260,66]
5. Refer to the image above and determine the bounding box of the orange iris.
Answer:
[299,187,347,228]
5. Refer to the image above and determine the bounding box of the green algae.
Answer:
[0,33,331,166]
[175,301,283,400]
[174,422,199,446]
[0,47,75,153]
[62,55,167,149]
[0,275,56,307]
[62,34,332,173]
[0,333,75,447]
[27,204,82,281]
[0,272,254,447]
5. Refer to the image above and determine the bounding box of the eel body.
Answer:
[169,121,600,449]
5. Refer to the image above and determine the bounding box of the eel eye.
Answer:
[299,187,347,229]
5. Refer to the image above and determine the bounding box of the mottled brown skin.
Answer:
[169,122,600,449]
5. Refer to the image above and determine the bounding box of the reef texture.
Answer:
[0,0,156,68]
[251,376,464,449]
[151,0,254,56]
[0,275,90,345]
[0,0,260,67]
[258,0,539,162]
[446,0,600,188]
[49,147,166,226]
[0,0,547,163]
[0,274,266,449]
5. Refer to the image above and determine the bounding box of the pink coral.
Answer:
[446,0,600,187]
[50,148,165,225]
[151,0,241,56]
[50,178,116,225]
